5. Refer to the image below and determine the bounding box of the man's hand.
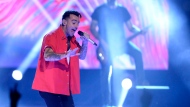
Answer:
[80,32,90,43]
[78,32,89,60]
[65,48,80,57]
[141,25,152,35]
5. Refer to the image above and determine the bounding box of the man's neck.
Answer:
[61,25,69,38]
[67,36,72,40]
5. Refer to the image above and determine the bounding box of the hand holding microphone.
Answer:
[78,31,97,46]
[78,31,89,43]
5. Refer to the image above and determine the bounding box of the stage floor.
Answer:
[0,68,190,107]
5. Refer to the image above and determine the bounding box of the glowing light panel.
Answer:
[0,0,169,70]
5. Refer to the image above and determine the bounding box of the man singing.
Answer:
[32,10,89,107]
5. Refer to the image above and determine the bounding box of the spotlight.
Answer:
[12,70,23,81]
[121,78,132,90]
[98,52,104,60]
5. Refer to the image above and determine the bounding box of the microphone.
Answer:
[78,31,97,46]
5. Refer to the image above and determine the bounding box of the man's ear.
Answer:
[62,19,67,26]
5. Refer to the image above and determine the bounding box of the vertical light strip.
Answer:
[108,65,113,94]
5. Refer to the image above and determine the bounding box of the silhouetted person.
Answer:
[10,83,21,107]
[90,0,148,106]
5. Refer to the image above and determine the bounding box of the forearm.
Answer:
[126,20,141,33]
[130,25,141,33]
[44,52,67,61]
[79,41,88,60]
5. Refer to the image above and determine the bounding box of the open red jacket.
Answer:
[32,26,81,95]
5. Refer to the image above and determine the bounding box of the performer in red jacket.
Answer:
[32,10,89,107]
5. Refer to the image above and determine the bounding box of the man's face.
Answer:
[64,14,80,37]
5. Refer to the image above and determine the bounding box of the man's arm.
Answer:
[44,47,67,61]
[90,19,108,48]
[79,41,88,60]
[44,47,80,61]
[126,20,141,33]
[90,20,99,40]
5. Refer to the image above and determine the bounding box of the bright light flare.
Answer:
[12,70,23,81]
[121,78,132,90]
[98,53,104,60]
[117,78,132,106]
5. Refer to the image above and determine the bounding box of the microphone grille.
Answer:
[78,31,84,36]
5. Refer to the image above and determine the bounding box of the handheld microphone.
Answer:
[78,31,97,46]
